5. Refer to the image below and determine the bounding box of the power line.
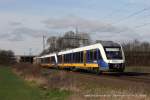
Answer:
[112,22,150,35]
[102,3,131,20]
[112,7,150,25]
[134,22,150,29]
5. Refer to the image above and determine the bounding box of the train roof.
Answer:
[97,41,120,47]
[58,42,121,55]
[38,53,56,58]
[38,42,121,57]
[58,43,103,55]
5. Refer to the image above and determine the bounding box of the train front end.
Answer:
[104,46,125,72]
[98,41,125,72]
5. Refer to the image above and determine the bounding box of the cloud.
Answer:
[0,27,49,41]
[9,22,22,26]
[42,16,142,41]
[42,16,132,34]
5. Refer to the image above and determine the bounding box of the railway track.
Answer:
[44,67,150,84]
[100,72,150,83]
[120,76,150,83]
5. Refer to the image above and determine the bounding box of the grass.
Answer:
[0,66,70,100]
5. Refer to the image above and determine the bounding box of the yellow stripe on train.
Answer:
[41,63,99,68]
[41,64,54,67]
[58,63,99,68]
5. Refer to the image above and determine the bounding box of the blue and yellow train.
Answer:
[34,41,125,72]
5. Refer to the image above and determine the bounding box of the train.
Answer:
[34,41,125,72]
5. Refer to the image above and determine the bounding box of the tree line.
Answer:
[41,31,150,67]
[40,31,91,55]
[122,40,150,66]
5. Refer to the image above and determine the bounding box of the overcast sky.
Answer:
[0,0,150,55]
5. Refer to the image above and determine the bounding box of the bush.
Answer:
[0,50,16,65]
[13,63,42,77]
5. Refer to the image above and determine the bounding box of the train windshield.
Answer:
[104,47,122,60]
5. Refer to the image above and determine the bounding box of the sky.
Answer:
[0,0,150,55]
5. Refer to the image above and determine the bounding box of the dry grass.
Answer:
[12,64,150,100]
[12,63,48,88]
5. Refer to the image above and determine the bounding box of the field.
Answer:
[0,65,150,100]
[41,67,150,100]
[0,66,70,100]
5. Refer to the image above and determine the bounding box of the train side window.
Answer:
[64,55,65,63]
[93,49,97,61]
[80,51,83,63]
[71,53,73,63]
[58,55,62,63]
[97,49,102,60]
[68,54,70,63]
[76,52,80,63]
[68,54,69,63]
[70,53,72,63]
[68,54,71,63]
[78,52,80,63]
[51,56,55,64]
[90,50,93,62]
[75,52,77,63]
[41,58,43,63]
[76,52,78,63]
[79,52,81,63]
[42,58,44,63]
[64,54,66,63]
[86,50,90,63]
[73,53,75,63]
[43,58,46,63]
[66,54,68,63]
[46,57,49,63]
[66,54,67,63]
[75,52,78,63]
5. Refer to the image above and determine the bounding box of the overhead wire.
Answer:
[112,7,150,25]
